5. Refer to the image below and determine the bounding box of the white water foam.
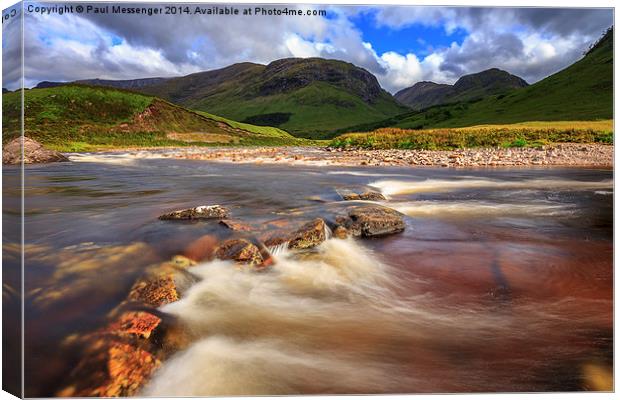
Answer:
[67,151,170,165]
[370,178,614,197]
[142,238,457,395]
[327,171,411,178]
[143,237,533,395]
[391,200,573,218]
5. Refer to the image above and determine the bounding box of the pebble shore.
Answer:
[173,143,613,168]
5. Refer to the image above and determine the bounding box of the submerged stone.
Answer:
[219,219,253,231]
[158,205,229,220]
[170,255,197,269]
[183,234,219,262]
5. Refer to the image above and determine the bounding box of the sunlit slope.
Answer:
[2,85,303,151]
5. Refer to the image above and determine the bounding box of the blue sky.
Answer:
[2,4,614,92]
[351,10,468,57]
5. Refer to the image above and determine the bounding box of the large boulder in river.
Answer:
[337,205,405,237]
[2,137,69,164]
[159,205,229,220]
[264,218,327,250]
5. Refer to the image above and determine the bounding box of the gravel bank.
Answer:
[173,143,613,168]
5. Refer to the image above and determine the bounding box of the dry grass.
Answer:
[330,120,613,150]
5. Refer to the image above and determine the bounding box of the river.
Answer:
[2,152,613,396]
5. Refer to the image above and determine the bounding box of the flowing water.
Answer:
[3,152,613,396]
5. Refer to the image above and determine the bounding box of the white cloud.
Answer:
[285,34,336,58]
[4,6,612,94]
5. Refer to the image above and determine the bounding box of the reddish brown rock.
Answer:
[105,311,162,339]
[215,238,264,265]
[57,340,161,397]
[2,137,69,165]
[158,205,229,220]
[128,274,179,307]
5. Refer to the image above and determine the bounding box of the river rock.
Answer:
[264,218,327,250]
[215,238,264,265]
[158,205,229,220]
[338,205,405,237]
[342,190,386,201]
[128,274,179,307]
[105,311,162,340]
[333,225,349,239]
[56,339,161,397]
[2,137,69,164]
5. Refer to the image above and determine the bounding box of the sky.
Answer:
[1,3,614,93]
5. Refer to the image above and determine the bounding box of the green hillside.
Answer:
[2,85,305,151]
[83,58,408,139]
[344,27,613,132]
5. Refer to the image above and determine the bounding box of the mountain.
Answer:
[345,27,613,131]
[36,58,408,138]
[76,77,169,90]
[394,68,528,110]
[2,85,302,152]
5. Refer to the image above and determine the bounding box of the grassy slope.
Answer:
[340,28,613,133]
[195,111,293,138]
[196,81,406,139]
[2,85,311,151]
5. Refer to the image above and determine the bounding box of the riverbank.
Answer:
[164,143,613,168]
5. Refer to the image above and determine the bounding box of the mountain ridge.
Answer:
[394,68,528,110]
